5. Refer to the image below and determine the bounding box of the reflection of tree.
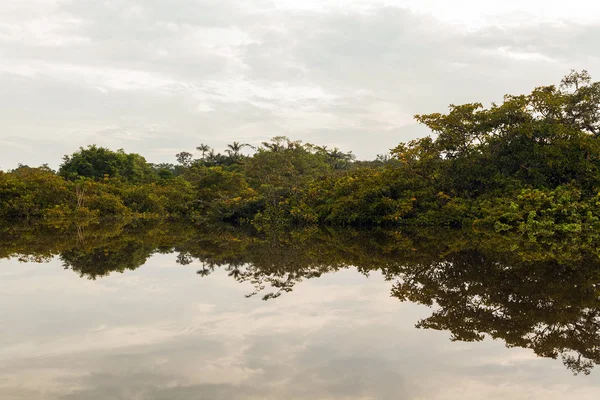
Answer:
[180,227,600,375]
[3,221,600,374]
[180,229,361,299]
[196,263,215,277]
[0,220,195,279]
[60,242,155,279]
[176,252,194,265]
[388,250,600,375]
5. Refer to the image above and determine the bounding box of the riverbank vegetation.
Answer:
[2,71,600,231]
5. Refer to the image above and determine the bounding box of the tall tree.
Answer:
[196,144,211,160]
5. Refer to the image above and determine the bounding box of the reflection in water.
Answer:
[2,220,600,375]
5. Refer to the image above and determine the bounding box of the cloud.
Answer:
[0,0,599,169]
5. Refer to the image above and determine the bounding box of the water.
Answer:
[1,221,599,399]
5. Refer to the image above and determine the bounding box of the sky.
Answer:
[1,0,600,168]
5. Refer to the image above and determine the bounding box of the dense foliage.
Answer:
[2,71,600,230]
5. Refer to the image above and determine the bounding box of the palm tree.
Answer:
[328,147,355,170]
[226,141,251,158]
[262,142,282,152]
[196,144,211,160]
[206,149,216,164]
[328,147,344,161]
[262,136,288,152]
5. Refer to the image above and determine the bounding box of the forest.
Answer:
[2,70,600,232]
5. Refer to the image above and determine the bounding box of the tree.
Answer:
[152,163,178,179]
[175,151,194,167]
[560,70,600,136]
[326,147,355,170]
[391,70,600,199]
[196,144,211,160]
[261,136,298,152]
[0,166,75,219]
[226,141,244,157]
[59,145,156,183]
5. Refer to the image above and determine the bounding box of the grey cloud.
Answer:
[466,22,600,62]
[256,8,574,109]
[1,1,600,168]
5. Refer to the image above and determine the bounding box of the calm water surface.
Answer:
[1,222,599,399]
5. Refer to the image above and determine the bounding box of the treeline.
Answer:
[2,70,600,230]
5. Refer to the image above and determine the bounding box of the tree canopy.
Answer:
[59,145,157,183]
[1,71,599,229]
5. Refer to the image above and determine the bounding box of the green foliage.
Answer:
[0,167,75,219]
[182,165,260,222]
[404,70,600,199]
[293,167,415,225]
[60,145,157,183]
[474,185,600,236]
[2,71,600,227]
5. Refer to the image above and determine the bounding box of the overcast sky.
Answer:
[2,0,600,169]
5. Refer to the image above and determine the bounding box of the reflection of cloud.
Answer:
[1,256,600,399]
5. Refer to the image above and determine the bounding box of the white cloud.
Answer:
[0,15,89,46]
[0,60,177,92]
[0,0,599,168]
